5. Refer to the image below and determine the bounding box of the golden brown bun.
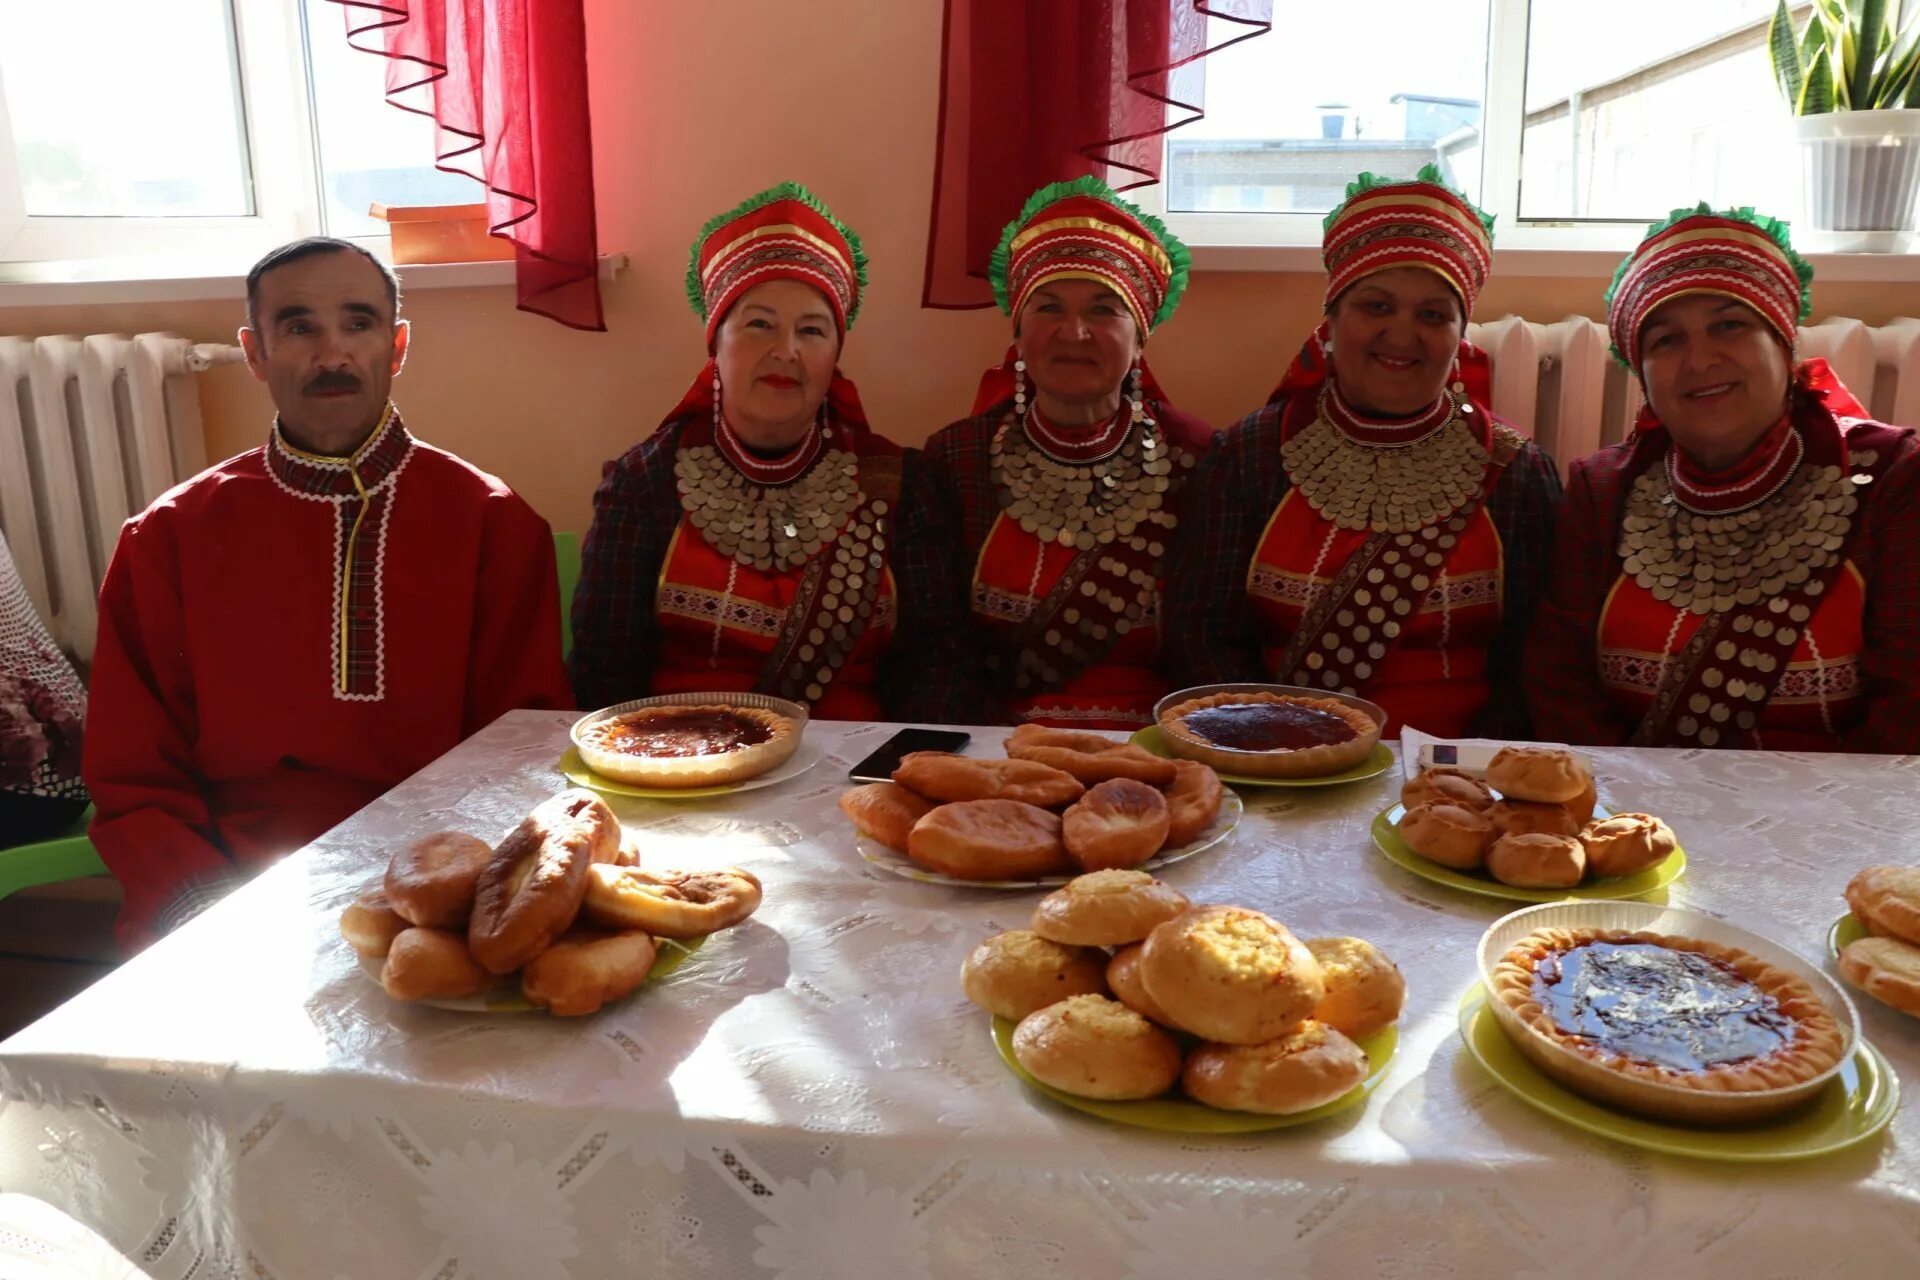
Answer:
[1006,724,1180,786]
[381,927,493,1000]
[892,752,1084,807]
[581,864,762,938]
[1401,767,1494,812]
[384,831,494,928]
[1486,832,1586,888]
[1485,746,1589,804]
[1012,994,1183,1100]
[1181,1022,1369,1114]
[522,928,659,1016]
[340,892,410,958]
[1839,935,1920,1017]
[1062,778,1171,872]
[839,782,938,853]
[1846,866,1920,946]
[1106,944,1183,1028]
[1306,937,1406,1040]
[1487,800,1582,839]
[1139,906,1325,1045]
[1031,870,1191,947]
[467,790,611,974]
[1162,760,1225,846]
[1579,813,1677,878]
[961,930,1108,1021]
[1564,775,1598,826]
[1398,801,1495,871]
[907,800,1069,880]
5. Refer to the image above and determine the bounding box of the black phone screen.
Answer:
[848,728,973,782]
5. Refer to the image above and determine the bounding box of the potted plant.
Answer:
[1771,0,1920,249]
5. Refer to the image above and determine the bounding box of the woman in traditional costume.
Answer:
[892,178,1215,729]
[1527,206,1920,750]
[1165,167,1562,737]
[569,183,905,719]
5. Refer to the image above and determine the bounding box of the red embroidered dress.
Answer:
[83,408,572,949]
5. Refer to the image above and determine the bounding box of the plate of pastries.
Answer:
[838,724,1240,887]
[1132,683,1394,787]
[562,692,825,799]
[1461,900,1897,1160]
[1374,746,1686,901]
[962,869,1404,1131]
[1833,865,1920,1020]
[338,788,763,1015]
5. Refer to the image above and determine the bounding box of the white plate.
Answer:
[856,790,1244,889]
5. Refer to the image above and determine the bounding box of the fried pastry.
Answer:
[1062,778,1171,871]
[1846,865,1920,946]
[1139,906,1325,1045]
[1162,759,1225,846]
[1397,801,1495,871]
[1839,935,1920,1017]
[1182,1021,1369,1115]
[961,930,1108,1021]
[467,789,611,974]
[522,928,659,1016]
[907,800,1069,880]
[1030,869,1190,948]
[1579,813,1677,879]
[1400,766,1494,812]
[1485,746,1589,804]
[892,752,1085,807]
[839,782,938,853]
[384,831,494,928]
[1012,994,1183,1100]
[1486,832,1586,889]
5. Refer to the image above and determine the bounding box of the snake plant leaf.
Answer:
[1851,0,1888,108]
[1771,0,1807,107]
[1877,28,1920,106]
[1801,41,1839,113]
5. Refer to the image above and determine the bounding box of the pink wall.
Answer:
[6,1,1920,536]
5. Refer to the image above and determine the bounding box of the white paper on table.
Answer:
[1398,725,1577,781]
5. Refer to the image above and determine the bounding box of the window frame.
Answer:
[0,0,329,266]
[1140,0,1845,260]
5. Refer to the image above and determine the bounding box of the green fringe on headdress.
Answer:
[988,175,1192,329]
[683,181,869,329]
[1603,203,1815,366]
[1322,163,1496,238]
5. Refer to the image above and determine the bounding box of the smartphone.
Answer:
[848,728,973,783]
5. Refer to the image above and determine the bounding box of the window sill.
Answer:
[0,253,628,310]
[1189,242,1920,283]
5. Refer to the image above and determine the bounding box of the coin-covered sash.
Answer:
[1620,433,1889,748]
[975,414,1193,702]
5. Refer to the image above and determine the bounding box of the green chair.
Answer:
[0,805,107,904]
[554,531,582,660]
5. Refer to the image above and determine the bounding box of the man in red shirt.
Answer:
[83,238,572,950]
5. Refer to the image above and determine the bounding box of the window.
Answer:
[0,0,477,266]
[1155,0,1831,249]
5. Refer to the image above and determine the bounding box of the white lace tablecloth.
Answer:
[4,712,1920,1279]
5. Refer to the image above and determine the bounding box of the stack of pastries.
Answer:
[962,869,1406,1114]
[1840,866,1920,1018]
[338,788,763,1016]
[839,725,1226,881]
[1396,746,1678,889]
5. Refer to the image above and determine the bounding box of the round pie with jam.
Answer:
[1156,692,1381,779]
[576,704,800,788]
[1491,926,1846,1122]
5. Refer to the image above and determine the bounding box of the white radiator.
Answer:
[0,333,243,663]
[1466,315,1920,477]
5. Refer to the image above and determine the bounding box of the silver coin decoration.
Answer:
[675,444,863,572]
[1618,455,1857,616]
[990,417,1187,547]
[1281,398,1490,534]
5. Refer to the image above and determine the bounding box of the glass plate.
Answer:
[1829,912,1870,960]
[1129,725,1394,787]
[1458,984,1897,1162]
[856,791,1242,889]
[990,1015,1397,1132]
[557,736,826,800]
[1370,802,1685,902]
[359,934,706,1013]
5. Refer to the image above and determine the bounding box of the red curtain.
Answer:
[327,1,606,331]
[922,0,1271,309]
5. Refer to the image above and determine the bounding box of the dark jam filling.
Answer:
[600,709,772,758]
[1185,701,1357,751]
[1532,941,1796,1072]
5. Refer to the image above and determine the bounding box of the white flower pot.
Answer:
[1796,109,1920,250]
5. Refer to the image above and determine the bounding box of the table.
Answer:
[3,712,1919,1279]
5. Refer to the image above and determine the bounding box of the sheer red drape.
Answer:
[327,1,606,331]
[922,0,1271,309]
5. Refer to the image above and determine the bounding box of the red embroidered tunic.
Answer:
[83,410,573,950]
[1528,395,1920,752]
[570,412,904,721]
[893,401,1216,729]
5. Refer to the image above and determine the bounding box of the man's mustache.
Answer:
[304,372,362,395]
